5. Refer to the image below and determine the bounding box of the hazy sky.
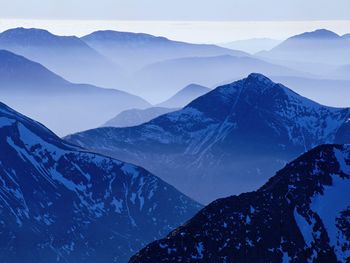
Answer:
[1,0,350,21]
[0,1,349,43]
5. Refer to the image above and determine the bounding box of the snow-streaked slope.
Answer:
[0,102,201,263]
[102,107,178,128]
[0,49,150,135]
[130,144,350,263]
[0,27,127,88]
[157,84,210,109]
[65,74,350,203]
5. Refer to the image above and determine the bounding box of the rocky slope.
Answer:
[0,102,201,263]
[130,144,350,262]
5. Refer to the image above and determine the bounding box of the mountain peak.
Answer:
[0,27,80,45]
[179,83,210,94]
[82,30,168,42]
[1,27,54,38]
[290,29,340,40]
[245,72,274,84]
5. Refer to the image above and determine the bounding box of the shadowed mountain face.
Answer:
[129,144,350,263]
[102,107,178,128]
[0,27,127,88]
[0,102,201,263]
[133,55,303,102]
[81,30,248,71]
[0,49,150,135]
[157,84,210,108]
[65,74,350,203]
[259,29,350,65]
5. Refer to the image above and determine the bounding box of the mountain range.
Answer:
[103,84,210,128]
[0,27,127,88]
[0,101,201,263]
[81,30,248,71]
[129,143,350,262]
[0,49,149,135]
[65,74,350,203]
[133,55,303,102]
[258,29,350,66]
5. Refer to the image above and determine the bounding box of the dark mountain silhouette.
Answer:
[129,144,350,263]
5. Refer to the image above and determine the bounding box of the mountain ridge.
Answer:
[65,74,350,203]
[0,49,150,135]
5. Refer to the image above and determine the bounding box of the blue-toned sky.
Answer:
[0,0,349,43]
[1,0,350,20]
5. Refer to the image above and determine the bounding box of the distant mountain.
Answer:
[102,107,178,128]
[133,55,303,102]
[259,29,350,65]
[343,33,350,40]
[0,101,201,263]
[218,38,281,54]
[129,144,350,262]
[81,30,248,71]
[65,74,350,203]
[0,49,149,135]
[0,27,126,88]
[157,84,210,108]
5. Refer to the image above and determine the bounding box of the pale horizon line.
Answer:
[0,19,349,44]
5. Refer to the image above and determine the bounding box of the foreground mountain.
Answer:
[81,30,248,71]
[259,29,350,65]
[0,101,201,263]
[65,74,350,203]
[157,84,210,108]
[102,107,178,128]
[0,49,149,135]
[0,27,126,88]
[134,55,303,102]
[130,144,350,262]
